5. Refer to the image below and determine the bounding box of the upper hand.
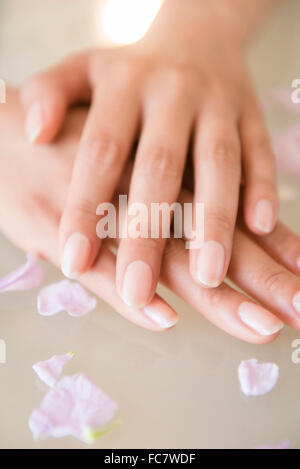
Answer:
[20,11,278,308]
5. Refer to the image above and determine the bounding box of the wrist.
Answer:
[141,1,244,58]
[142,0,272,56]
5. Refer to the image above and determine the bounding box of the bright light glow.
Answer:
[101,0,163,45]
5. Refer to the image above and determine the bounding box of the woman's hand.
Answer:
[1,88,299,344]
[20,0,278,309]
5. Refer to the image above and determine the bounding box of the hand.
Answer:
[20,0,278,310]
[1,88,299,344]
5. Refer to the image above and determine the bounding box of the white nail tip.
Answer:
[143,307,178,329]
[238,302,283,336]
[239,313,283,336]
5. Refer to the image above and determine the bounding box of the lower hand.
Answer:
[1,88,299,344]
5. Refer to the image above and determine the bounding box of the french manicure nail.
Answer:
[293,291,300,314]
[122,260,152,308]
[197,241,225,287]
[61,233,91,279]
[144,299,179,329]
[25,103,45,144]
[254,199,275,234]
[238,301,284,336]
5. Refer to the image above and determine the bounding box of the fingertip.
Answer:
[143,295,179,330]
[193,241,226,288]
[61,232,92,279]
[25,102,46,144]
[238,301,284,337]
[120,260,154,308]
[25,97,67,144]
[245,197,278,236]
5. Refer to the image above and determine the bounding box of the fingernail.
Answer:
[61,233,91,279]
[197,241,225,287]
[144,298,179,329]
[254,199,275,234]
[25,103,45,144]
[292,291,300,314]
[238,301,284,336]
[122,260,152,308]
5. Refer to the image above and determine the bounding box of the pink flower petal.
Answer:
[33,352,75,388]
[29,373,119,443]
[37,280,97,317]
[0,254,44,292]
[257,440,291,450]
[238,359,279,397]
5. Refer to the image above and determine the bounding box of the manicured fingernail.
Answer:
[238,302,284,336]
[144,297,179,329]
[292,291,300,314]
[197,241,225,287]
[254,199,275,234]
[122,260,152,308]
[25,103,45,144]
[61,233,91,279]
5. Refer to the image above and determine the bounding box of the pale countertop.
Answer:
[0,0,300,449]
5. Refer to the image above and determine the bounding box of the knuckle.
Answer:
[205,210,233,234]
[127,237,163,252]
[206,139,239,168]
[163,238,184,260]
[158,63,198,99]
[103,58,140,90]
[247,128,272,155]
[254,134,271,152]
[206,283,229,307]
[167,67,189,95]
[260,267,288,294]
[255,176,277,195]
[65,198,98,224]
[138,144,182,180]
[80,134,121,171]
[112,58,139,80]
[208,77,236,103]
[22,192,59,225]
[90,54,139,86]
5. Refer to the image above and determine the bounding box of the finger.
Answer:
[21,53,90,144]
[228,228,300,330]
[30,181,283,341]
[112,192,281,343]
[116,86,194,308]
[240,95,278,235]
[7,90,283,339]
[190,102,241,288]
[251,221,300,277]
[18,195,179,332]
[81,246,179,331]
[59,81,139,279]
[161,238,282,344]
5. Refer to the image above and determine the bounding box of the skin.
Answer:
[1,88,300,344]
[20,0,279,309]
